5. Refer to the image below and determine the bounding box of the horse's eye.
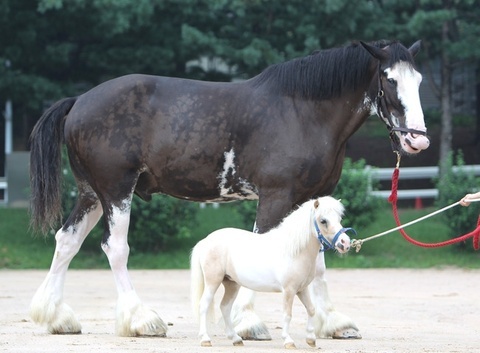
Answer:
[320,219,327,225]
[387,78,397,86]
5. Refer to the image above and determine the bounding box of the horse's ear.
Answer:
[314,199,319,209]
[360,41,388,61]
[337,198,342,203]
[408,40,421,57]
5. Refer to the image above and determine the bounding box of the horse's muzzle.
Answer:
[336,238,351,253]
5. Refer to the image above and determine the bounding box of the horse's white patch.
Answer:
[218,148,236,196]
[217,148,259,201]
[238,178,259,200]
[360,94,376,116]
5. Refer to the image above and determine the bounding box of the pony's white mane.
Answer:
[268,196,344,257]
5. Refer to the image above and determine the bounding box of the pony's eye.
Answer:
[320,219,327,225]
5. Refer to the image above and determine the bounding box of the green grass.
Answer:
[1,204,479,269]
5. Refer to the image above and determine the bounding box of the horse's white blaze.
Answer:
[386,62,430,153]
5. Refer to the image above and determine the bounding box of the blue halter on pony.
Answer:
[314,219,357,252]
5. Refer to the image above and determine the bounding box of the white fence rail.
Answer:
[369,164,480,199]
[1,165,479,205]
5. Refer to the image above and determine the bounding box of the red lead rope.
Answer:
[388,166,480,250]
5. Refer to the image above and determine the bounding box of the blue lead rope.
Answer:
[314,219,357,252]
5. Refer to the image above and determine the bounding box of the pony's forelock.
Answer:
[313,196,344,220]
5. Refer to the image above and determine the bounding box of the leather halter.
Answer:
[375,63,427,139]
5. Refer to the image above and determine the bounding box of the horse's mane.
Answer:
[251,40,414,100]
[270,196,344,257]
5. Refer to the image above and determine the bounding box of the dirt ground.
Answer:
[1,268,479,353]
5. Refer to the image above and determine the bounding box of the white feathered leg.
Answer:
[102,203,167,337]
[308,252,361,339]
[30,204,102,334]
[230,287,271,340]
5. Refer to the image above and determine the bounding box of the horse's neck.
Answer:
[317,90,374,142]
[323,60,378,141]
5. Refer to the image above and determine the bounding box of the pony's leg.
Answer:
[296,290,316,348]
[30,198,102,334]
[101,197,167,337]
[308,252,361,339]
[221,280,243,346]
[281,290,297,349]
[198,280,222,347]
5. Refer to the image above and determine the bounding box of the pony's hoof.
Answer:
[201,340,212,347]
[284,342,296,349]
[306,338,316,347]
[233,340,244,346]
[332,328,362,339]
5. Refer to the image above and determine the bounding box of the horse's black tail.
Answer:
[29,97,77,234]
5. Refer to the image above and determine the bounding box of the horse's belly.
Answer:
[142,149,259,202]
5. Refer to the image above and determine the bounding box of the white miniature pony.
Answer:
[190,196,353,348]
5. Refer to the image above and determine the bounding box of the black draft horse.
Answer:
[29,40,429,339]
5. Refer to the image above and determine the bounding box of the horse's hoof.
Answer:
[233,340,244,346]
[332,328,362,339]
[234,311,272,340]
[306,338,316,347]
[237,325,271,340]
[49,327,82,335]
[201,340,212,347]
[48,319,82,334]
[284,342,296,349]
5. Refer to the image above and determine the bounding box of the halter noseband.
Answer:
[313,219,357,252]
[375,62,427,140]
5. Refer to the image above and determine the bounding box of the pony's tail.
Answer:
[190,243,215,323]
[29,97,77,235]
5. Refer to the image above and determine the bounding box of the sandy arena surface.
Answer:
[0,268,479,352]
